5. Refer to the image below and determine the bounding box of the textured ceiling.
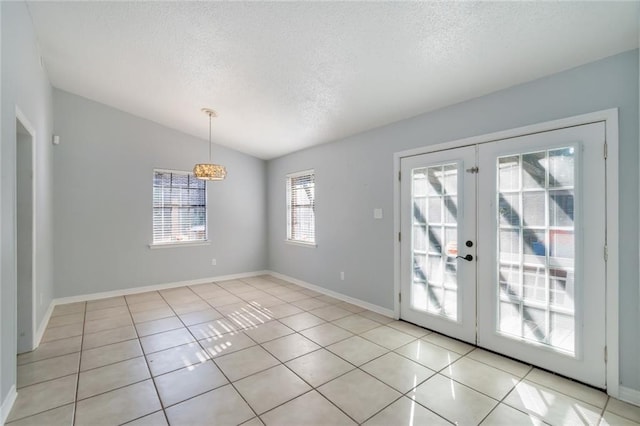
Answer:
[27,1,639,159]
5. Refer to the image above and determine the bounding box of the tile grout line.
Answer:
[352,332,527,424]
[24,276,624,426]
[71,288,304,389]
[14,371,78,393]
[473,364,539,425]
[258,332,360,424]
[316,322,455,424]
[356,346,451,425]
[156,282,263,424]
[11,302,149,424]
[71,301,88,426]
[244,279,420,424]
[15,349,81,372]
[131,289,184,426]
[597,396,611,425]
[518,365,609,411]
[243,308,361,424]
[364,342,535,425]
[475,357,607,424]
[199,277,372,424]
[218,277,330,422]
[253,315,415,424]
[420,353,519,420]
[19,284,418,423]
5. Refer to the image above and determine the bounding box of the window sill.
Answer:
[149,240,211,249]
[285,240,317,248]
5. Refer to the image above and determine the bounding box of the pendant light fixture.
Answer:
[193,108,227,180]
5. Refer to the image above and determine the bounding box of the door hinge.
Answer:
[604,142,608,159]
[466,166,479,174]
[399,292,402,303]
[604,346,608,362]
[398,171,401,181]
[398,232,401,242]
[604,245,608,262]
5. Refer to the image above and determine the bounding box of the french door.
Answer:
[400,146,477,343]
[400,122,607,387]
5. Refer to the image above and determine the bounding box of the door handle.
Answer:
[456,254,473,261]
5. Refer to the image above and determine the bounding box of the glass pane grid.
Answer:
[497,147,576,355]
[287,172,316,243]
[411,164,459,321]
[152,171,207,244]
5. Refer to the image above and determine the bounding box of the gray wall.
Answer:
[1,1,55,406]
[52,90,267,298]
[267,50,640,391]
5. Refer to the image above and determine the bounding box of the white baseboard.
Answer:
[33,301,55,348]
[48,270,391,320]
[267,271,395,318]
[0,385,17,426]
[618,386,640,407]
[52,270,270,306]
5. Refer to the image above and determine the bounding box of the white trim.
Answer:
[284,240,317,248]
[15,106,38,353]
[47,269,393,323]
[638,36,640,410]
[618,386,640,407]
[154,167,193,175]
[0,385,17,426]
[149,240,210,249]
[33,300,55,348]
[394,109,618,160]
[285,169,315,179]
[267,271,394,318]
[393,108,619,395]
[604,110,620,398]
[51,270,270,305]
[393,144,401,320]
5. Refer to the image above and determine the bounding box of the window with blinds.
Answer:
[153,170,207,245]
[286,170,316,245]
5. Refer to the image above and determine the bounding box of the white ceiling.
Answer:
[27,1,638,160]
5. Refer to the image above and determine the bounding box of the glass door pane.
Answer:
[496,147,576,355]
[411,164,459,321]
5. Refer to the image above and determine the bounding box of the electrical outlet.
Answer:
[211,258,217,266]
[340,271,345,281]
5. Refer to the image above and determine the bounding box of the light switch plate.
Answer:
[373,208,383,219]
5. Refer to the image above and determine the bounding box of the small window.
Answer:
[152,170,207,245]
[286,170,315,245]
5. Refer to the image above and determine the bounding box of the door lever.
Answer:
[456,254,473,261]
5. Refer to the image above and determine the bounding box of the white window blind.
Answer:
[286,170,315,244]
[153,170,207,245]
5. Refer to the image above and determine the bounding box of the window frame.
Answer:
[150,168,209,248]
[286,169,316,247]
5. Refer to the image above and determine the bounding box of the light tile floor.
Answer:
[7,275,640,426]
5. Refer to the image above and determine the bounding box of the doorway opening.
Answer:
[16,112,36,354]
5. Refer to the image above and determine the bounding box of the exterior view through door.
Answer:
[400,122,607,388]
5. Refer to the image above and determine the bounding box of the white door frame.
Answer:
[393,109,619,397]
[15,106,38,352]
